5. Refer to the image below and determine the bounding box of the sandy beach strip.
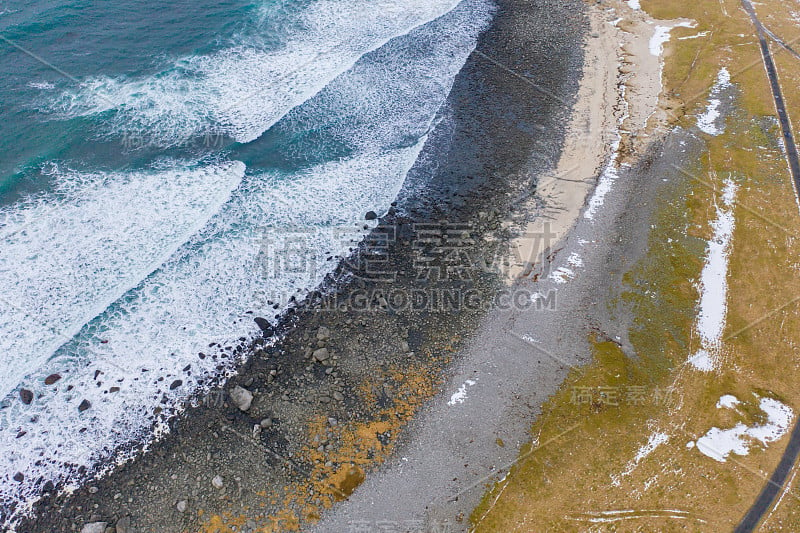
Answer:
[509,0,694,281]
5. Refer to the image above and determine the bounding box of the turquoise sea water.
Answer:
[0,0,493,524]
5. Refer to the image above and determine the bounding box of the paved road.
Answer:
[736,1,800,531]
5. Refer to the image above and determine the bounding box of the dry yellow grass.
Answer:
[472,0,800,530]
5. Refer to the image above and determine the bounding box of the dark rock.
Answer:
[313,348,330,362]
[78,399,92,412]
[12,472,23,482]
[44,374,61,385]
[169,379,183,390]
[19,389,33,405]
[365,211,378,221]
[254,317,273,337]
[316,326,331,341]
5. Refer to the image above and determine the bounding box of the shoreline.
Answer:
[15,1,694,531]
[13,1,698,531]
[17,0,588,530]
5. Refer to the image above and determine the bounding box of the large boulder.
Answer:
[229,386,253,411]
[81,523,107,533]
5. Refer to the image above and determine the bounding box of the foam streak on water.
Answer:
[49,0,467,147]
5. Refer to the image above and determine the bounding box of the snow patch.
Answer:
[448,379,477,406]
[612,432,669,485]
[688,178,738,371]
[549,266,575,284]
[649,23,695,57]
[567,252,583,268]
[716,394,740,409]
[697,397,793,462]
[697,68,732,135]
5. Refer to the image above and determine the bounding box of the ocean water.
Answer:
[0,0,494,525]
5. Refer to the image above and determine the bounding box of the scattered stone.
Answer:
[212,475,224,489]
[44,374,62,385]
[78,399,92,412]
[81,523,107,533]
[319,396,331,403]
[333,391,344,402]
[177,499,188,513]
[260,418,273,428]
[12,472,23,482]
[229,386,253,411]
[19,389,33,405]
[316,326,330,341]
[400,340,410,353]
[115,516,131,533]
[169,379,183,390]
[365,210,378,220]
[88,486,98,494]
[313,348,330,362]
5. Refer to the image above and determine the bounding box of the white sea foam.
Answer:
[48,0,466,147]
[27,81,55,90]
[688,178,737,371]
[0,161,245,401]
[0,0,492,524]
[0,150,423,527]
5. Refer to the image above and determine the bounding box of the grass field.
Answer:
[471,0,800,530]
